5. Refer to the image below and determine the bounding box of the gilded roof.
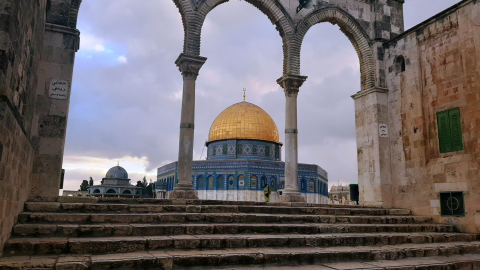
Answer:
[208,101,280,144]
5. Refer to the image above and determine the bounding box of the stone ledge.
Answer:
[169,190,199,200]
[278,193,306,203]
[2,244,480,270]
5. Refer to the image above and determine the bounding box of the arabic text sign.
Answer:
[379,123,388,138]
[49,79,69,100]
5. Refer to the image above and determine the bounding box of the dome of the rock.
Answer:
[208,101,280,144]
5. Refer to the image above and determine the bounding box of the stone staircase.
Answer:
[0,197,479,270]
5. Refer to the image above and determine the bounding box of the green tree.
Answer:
[142,176,148,187]
[89,177,94,186]
[142,182,154,198]
[79,180,89,191]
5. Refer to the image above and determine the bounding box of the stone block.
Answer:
[56,262,90,270]
[158,214,186,223]
[389,209,411,215]
[25,202,60,212]
[200,237,224,248]
[278,193,306,203]
[108,204,128,211]
[185,224,213,235]
[162,205,185,212]
[58,225,79,236]
[62,203,84,211]
[173,236,200,249]
[147,236,173,249]
[186,205,201,213]
[57,196,98,204]
[169,190,199,200]
[69,237,146,254]
[129,205,163,213]
[78,225,105,237]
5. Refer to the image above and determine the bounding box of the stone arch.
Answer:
[261,176,267,188]
[176,0,295,74]
[250,175,258,190]
[172,0,191,54]
[217,175,224,189]
[309,179,315,192]
[207,175,214,189]
[197,175,204,189]
[295,7,376,91]
[300,178,306,192]
[270,177,276,191]
[238,174,245,189]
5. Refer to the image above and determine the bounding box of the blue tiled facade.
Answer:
[207,139,282,161]
[156,158,328,196]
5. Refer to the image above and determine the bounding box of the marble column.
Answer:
[170,53,207,200]
[277,74,307,203]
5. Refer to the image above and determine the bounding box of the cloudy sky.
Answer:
[62,0,461,192]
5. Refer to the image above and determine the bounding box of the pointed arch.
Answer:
[172,0,193,55]
[294,7,376,90]
[174,0,295,74]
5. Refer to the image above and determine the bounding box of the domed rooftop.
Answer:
[105,166,128,179]
[208,101,280,144]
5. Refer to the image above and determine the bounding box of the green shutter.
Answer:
[437,111,452,153]
[449,108,464,152]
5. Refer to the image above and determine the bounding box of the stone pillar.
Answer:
[277,74,307,203]
[30,7,81,197]
[352,88,392,208]
[170,53,206,200]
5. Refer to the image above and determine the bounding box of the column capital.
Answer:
[277,74,308,96]
[175,53,207,79]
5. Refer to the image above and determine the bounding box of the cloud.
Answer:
[80,33,106,52]
[117,55,128,63]
[66,0,461,191]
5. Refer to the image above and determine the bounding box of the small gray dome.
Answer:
[106,166,128,179]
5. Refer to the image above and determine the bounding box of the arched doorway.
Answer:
[197,175,204,190]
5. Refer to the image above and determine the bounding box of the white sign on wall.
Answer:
[49,79,69,100]
[379,123,389,138]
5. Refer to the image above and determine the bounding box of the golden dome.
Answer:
[208,101,280,144]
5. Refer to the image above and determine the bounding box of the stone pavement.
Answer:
[0,197,479,269]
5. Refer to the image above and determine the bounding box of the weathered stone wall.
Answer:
[29,0,80,197]
[0,0,48,256]
[385,0,480,233]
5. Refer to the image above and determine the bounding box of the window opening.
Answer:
[395,55,406,73]
[437,108,464,154]
[440,192,466,217]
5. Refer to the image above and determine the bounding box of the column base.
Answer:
[278,193,306,203]
[169,189,199,200]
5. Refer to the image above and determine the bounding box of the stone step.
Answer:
[32,196,380,208]
[1,242,480,270]
[12,223,455,238]
[24,202,411,216]
[17,212,431,225]
[208,254,480,269]
[4,233,477,256]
